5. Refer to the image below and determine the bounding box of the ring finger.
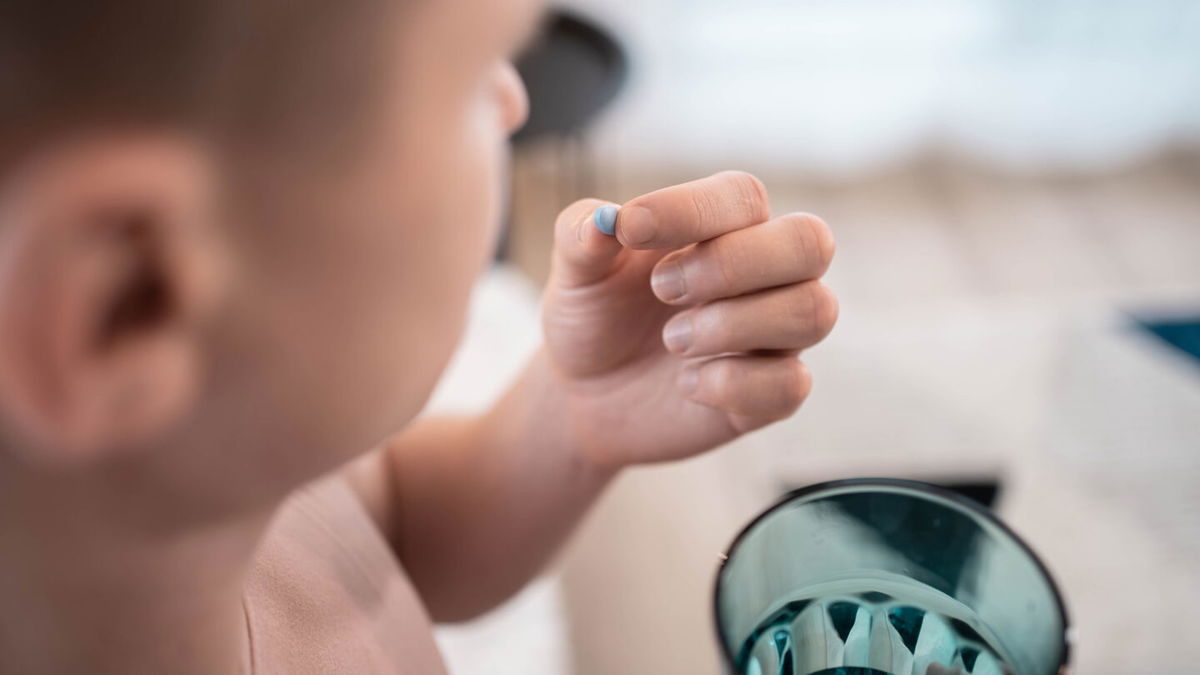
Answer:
[661,281,838,357]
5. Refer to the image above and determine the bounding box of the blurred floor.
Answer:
[506,147,1200,674]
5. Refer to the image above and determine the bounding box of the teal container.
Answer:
[714,479,1070,675]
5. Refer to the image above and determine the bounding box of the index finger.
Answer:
[614,170,770,249]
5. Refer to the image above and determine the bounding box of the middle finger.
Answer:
[650,211,834,305]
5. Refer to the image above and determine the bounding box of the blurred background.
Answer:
[431,1,1200,673]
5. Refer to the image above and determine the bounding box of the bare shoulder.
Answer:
[243,472,447,674]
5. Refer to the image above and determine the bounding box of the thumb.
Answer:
[550,198,626,287]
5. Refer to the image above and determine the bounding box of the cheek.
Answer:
[310,85,510,436]
[393,96,508,346]
[427,103,508,304]
[461,95,509,268]
[204,81,513,473]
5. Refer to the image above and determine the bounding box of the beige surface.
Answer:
[505,150,1200,674]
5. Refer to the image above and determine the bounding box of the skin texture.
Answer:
[0,0,837,670]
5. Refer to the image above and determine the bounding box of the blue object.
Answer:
[594,205,618,236]
[1138,316,1200,366]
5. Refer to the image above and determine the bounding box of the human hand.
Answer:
[539,171,837,469]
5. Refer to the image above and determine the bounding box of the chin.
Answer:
[385,323,467,432]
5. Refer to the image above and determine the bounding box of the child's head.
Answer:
[0,0,537,522]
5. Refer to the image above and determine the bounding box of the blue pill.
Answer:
[594,205,618,236]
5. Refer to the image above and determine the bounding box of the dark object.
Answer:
[777,477,1002,588]
[715,478,1071,675]
[497,10,628,262]
[939,479,1001,510]
[1138,316,1200,367]
[832,486,984,595]
[784,478,1002,510]
[511,11,628,143]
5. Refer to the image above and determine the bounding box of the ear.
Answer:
[0,135,228,464]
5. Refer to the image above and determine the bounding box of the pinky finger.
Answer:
[681,354,812,433]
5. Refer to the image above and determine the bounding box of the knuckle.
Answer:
[687,189,717,232]
[805,282,838,339]
[779,360,812,412]
[721,170,770,221]
[687,236,753,302]
[704,357,739,395]
[729,413,772,434]
[710,243,740,292]
[695,305,733,350]
[780,212,836,273]
[756,360,809,422]
[784,282,837,342]
[808,214,837,268]
[816,284,839,337]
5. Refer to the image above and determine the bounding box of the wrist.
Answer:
[487,348,622,483]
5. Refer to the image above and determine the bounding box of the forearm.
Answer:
[376,349,616,622]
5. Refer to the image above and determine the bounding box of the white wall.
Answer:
[564,0,1200,175]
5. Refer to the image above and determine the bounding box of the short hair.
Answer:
[0,0,401,172]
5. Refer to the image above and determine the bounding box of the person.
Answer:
[0,0,838,672]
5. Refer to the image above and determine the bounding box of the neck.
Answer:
[0,464,275,675]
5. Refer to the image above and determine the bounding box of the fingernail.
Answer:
[618,205,656,246]
[651,262,687,302]
[663,316,693,354]
[680,366,699,395]
[593,205,617,236]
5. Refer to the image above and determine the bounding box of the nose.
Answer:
[497,61,530,135]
